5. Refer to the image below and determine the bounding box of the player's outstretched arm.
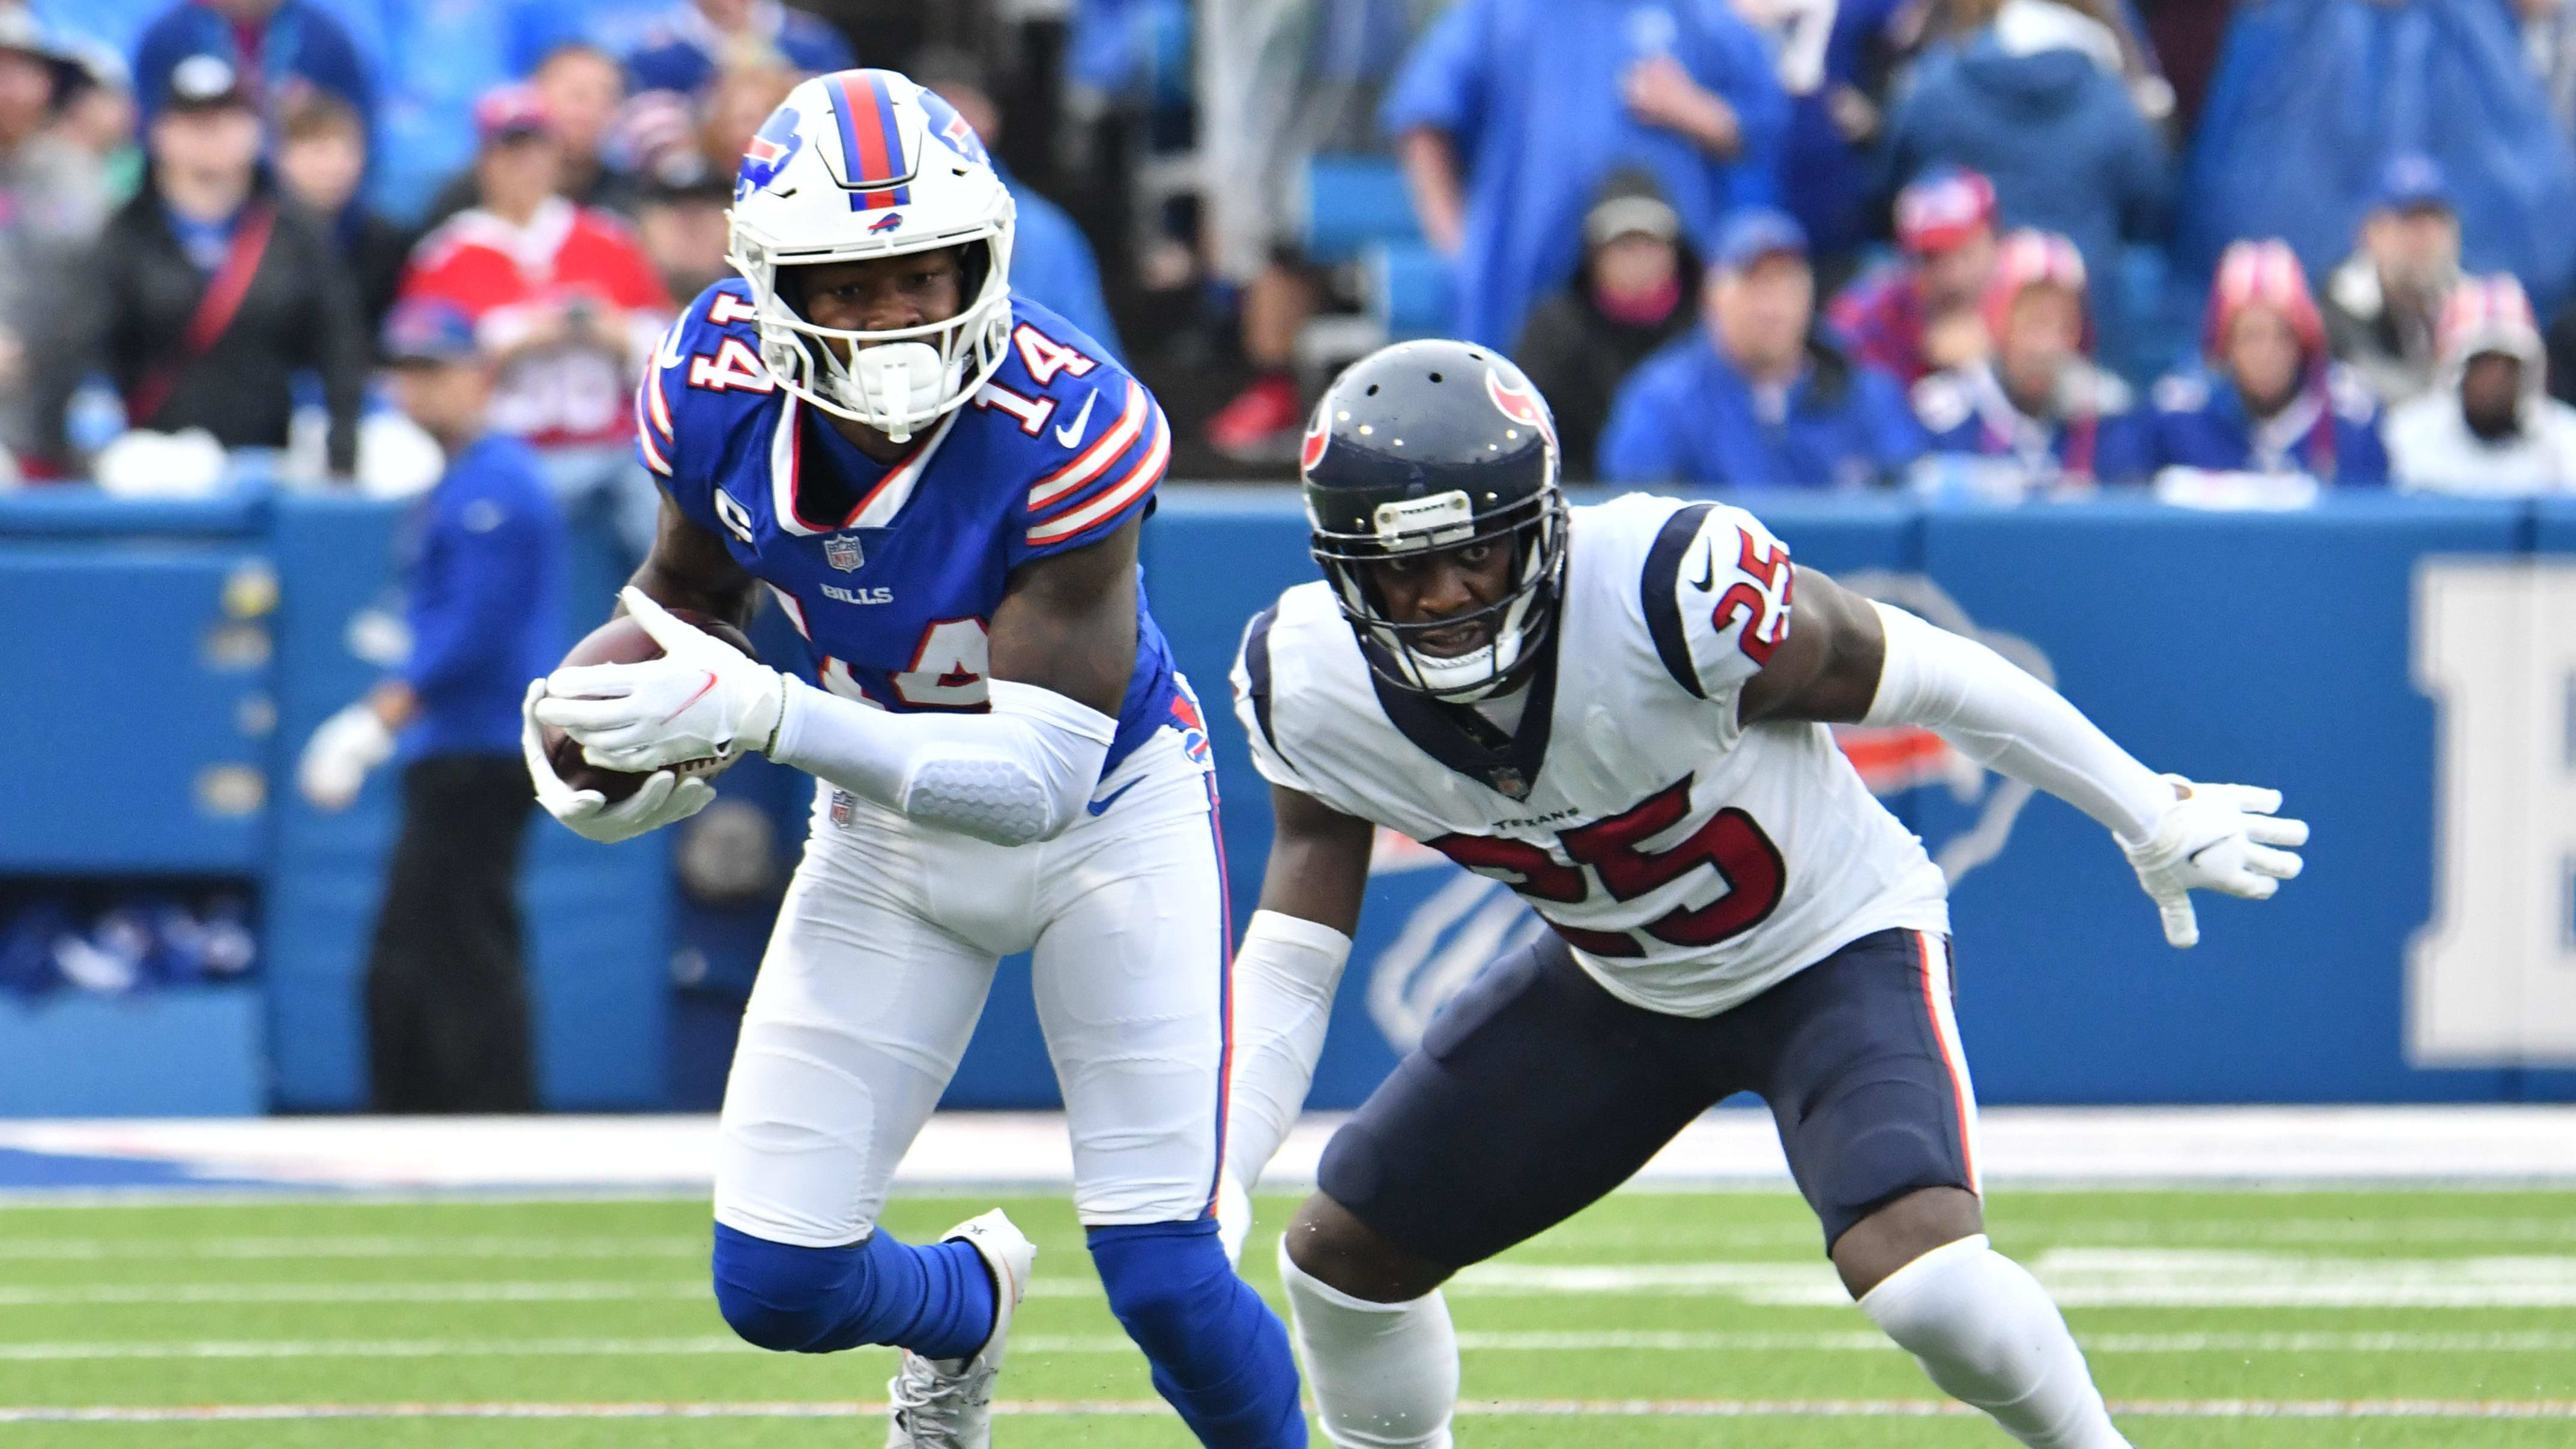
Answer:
[1224,786,1374,1218]
[1743,566,2307,948]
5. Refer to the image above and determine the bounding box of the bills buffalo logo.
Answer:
[737,109,805,199]
[823,533,863,572]
[1299,404,1331,474]
[867,212,904,235]
[920,90,990,166]
[1484,369,1556,449]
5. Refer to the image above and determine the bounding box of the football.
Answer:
[540,608,761,803]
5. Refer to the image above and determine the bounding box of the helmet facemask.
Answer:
[730,225,1014,444]
[1313,488,1569,703]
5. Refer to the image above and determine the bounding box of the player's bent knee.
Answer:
[710,1223,867,1353]
[1833,1185,1985,1298]
[1283,1191,1451,1304]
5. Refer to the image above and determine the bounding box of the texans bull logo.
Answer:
[737,108,805,200]
[1484,369,1556,450]
[1299,404,1331,474]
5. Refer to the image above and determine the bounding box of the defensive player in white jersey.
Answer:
[527,70,1305,1449]
[1220,340,2308,1449]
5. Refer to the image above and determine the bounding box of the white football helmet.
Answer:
[727,68,1016,441]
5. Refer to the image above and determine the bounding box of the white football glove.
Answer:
[297,701,396,812]
[2120,775,2308,948]
[521,678,714,844]
[533,587,786,774]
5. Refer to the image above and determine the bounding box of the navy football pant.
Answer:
[1319,927,1976,1265]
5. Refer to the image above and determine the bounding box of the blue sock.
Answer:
[1089,1219,1308,1448]
[712,1221,995,1360]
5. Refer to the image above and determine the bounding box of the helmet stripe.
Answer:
[829,71,914,209]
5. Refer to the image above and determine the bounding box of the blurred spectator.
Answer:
[2321,155,2460,410]
[1827,165,2000,387]
[132,0,370,133]
[615,0,851,101]
[298,297,564,1114]
[1881,0,2168,349]
[52,38,139,204]
[2387,274,2576,494]
[631,174,734,302]
[1597,208,1922,488]
[420,43,636,232]
[276,92,405,336]
[0,10,109,473]
[38,55,363,477]
[1737,0,1917,271]
[1909,229,2130,491]
[696,59,801,192]
[400,85,674,561]
[2098,239,2386,485]
[2524,0,2576,139]
[2179,0,2576,307]
[1198,0,1416,458]
[1382,0,1790,350]
[919,59,1122,358]
[1513,169,1698,479]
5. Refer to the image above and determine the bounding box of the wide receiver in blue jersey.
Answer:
[526,70,1305,1449]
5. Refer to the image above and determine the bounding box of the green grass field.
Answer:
[3,1187,2574,1447]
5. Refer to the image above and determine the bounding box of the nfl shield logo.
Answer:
[823,534,863,572]
[829,790,856,827]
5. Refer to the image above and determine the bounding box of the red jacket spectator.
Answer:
[401,196,671,450]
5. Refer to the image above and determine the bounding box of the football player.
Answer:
[1222,339,2307,1448]
[527,70,1303,1449]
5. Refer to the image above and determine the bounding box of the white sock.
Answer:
[1224,911,1351,1193]
[1857,1235,2129,1449]
[1278,1236,1457,1449]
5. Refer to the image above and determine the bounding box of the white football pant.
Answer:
[715,722,1232,1245]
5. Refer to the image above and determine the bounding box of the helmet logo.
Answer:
[737,109,806,200]
[868,212,904,234]
[1485,369,1555,446]
[1300,407,1331,473]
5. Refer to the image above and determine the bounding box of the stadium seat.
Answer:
[1367,241,1456,341]
[1302,153,1422,266]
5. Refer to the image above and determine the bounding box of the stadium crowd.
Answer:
[0,0,2573,501]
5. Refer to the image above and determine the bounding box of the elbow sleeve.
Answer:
[771,677,1116,846]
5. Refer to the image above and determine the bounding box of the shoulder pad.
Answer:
[1911,372,1973,433]
[1638,500,1791,712]
[2152,372,2210,414]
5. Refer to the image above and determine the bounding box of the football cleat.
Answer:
[885,1209,1035,1449]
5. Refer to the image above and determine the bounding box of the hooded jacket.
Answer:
[1881,17,2168,336]
[2387,301,2576,494]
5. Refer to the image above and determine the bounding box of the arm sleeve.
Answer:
[1862,599,2172,842]
[1014,376,1169,560]
[1636,501,1794,735]
[768,676,1116,846]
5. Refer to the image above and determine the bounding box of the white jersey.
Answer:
[1232,492,1949,1018]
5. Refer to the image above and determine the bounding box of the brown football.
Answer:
[541,608,761,803]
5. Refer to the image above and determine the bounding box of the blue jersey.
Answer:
[638,282,1182,774]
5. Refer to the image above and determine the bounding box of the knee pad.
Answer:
[712,1223,867,1353]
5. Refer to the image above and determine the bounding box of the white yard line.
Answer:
[5,1399,2575,1423]
[5,1330,2575,1364]
[0,1236,707,1261]
[9,1106,2576,1196]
